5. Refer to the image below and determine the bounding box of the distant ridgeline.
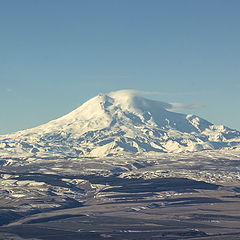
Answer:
[0,90,240,157]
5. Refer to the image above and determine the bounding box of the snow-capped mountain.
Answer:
[1,90,240,157]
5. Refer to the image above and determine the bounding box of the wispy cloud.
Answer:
[118,89,208,97]
[110,89,159,96]
[115,89,209,97]
[108,89,203,110]
[168,102,203,111]
[156,91,209,96]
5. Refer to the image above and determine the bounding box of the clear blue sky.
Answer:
[1,0,240,134]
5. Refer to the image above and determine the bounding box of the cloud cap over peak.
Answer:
[107,89,203,111]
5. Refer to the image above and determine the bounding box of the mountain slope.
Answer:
[1,90,240,157]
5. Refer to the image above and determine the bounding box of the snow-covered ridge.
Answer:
[1,90,240,157]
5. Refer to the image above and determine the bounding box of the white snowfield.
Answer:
[0,90,240,157]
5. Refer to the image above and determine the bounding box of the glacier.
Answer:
[0,89,240,157]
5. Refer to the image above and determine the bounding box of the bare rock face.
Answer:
[0,90,240,157]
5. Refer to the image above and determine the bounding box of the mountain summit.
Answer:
[1,90,240,157]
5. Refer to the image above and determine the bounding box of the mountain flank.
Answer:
[1,90,239,157]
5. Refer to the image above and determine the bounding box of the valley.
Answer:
[0,149,239,239]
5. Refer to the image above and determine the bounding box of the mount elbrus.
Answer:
[1,90,240,157]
